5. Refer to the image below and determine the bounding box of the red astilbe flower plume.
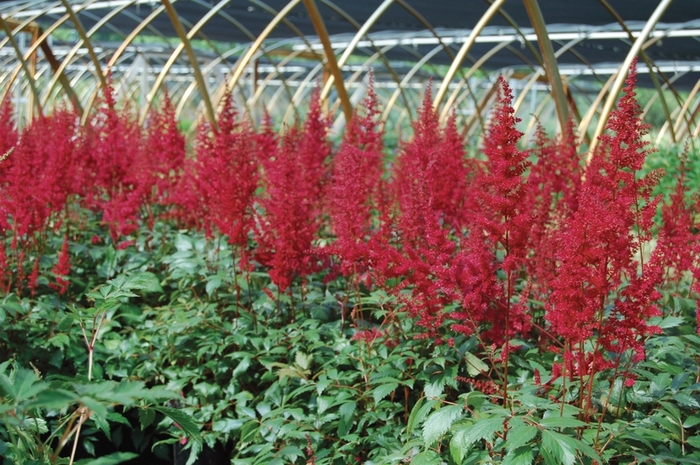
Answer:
[257,128,318,290]
[655,152,698,291]
[84,81,145,241]
[139,92,186,216]
[297,89,333,216]
[546,60,663,370]
[193,94,259,250]
[254,111,278,167]
[256,92,331,290]
[448,77,532,344]
[523,120,583,295]
[170,157,207,232]
[393,83,469,233]
[366,83,472,336]
[50,236,71,295]
[382,184,456,336]
[0,108,82,242]
[328,82,386,277]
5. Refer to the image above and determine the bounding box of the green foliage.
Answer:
[2,216,700,463]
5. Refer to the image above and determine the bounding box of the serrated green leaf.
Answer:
[339,401,356,420]
[541,430,577,465]
[683,415,700,428]
[120,272,162,293]
[47,333,70,349]
[0,360,11,376]
[212,418,244,433]
[451,416,503,456]
[233,357,251,379]
[411,450,441,465]
[240,420,259,444]
[503,446,535,465]
[673,392,700,408]
[465,352,489,377]
[654,316,684,329]
[316,376,331,395]
[185,439,202,465]
[294,351,312,371]
[206,277,222,296]
[686,436,700,448]
[23,417,48,434]
[153,407,201,446]
[423,404,464,447]
[372,382,398,404]
[338,401,356,436]
[237,405,256,419]
[407,397,429,434]
[25,388,77,410]
[175,234,193,251]
[0,368,46,402]
[504,425,539,451]
[660,401,682,422]
[671,372,690,391]
[106,412,130,426]
[139,407,156,430]
[539,416,587,429]
[424,379,445,398]
[94,411,111,436]
[651,373,671,396]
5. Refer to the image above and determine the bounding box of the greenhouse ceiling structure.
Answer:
[1,0,700,144]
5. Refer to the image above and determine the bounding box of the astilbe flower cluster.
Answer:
[84,82,145,242]
[0,102,15,294]
[383,184,456,336]
[546,61,663,375]
[523,121,583,294]
[50,235,71,295]
[0,108,82,243]
[138,93,186,225]
[393,84,470,232]
[191,95,259,252]
[297,90,333,217]
[448,77,532,344]
[655,152,698,292]
[256,90,331,290]
[328,83,386,279]
[0,63,688,383]
[371,84,472,336]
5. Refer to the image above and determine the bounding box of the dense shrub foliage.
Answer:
[2,62,700,464]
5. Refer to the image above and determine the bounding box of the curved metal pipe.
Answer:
[433,0,506,112]
[587,0,674,161]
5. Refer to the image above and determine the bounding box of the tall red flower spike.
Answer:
[194,94,259,251]
[50,236,71,295]
[393,82,469,234]
[449,77,531,344]
[329,79,385,278]
[656,151,698,291]
[0,107,82,243]
[523,120,583,298]
[256,90,331,290]
[85,80,144,241]
[547,59,663,376]
[139,91,186,221]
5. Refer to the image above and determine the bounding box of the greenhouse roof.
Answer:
[1,0,699,143]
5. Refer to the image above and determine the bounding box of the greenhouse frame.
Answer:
[0,0,699,145]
